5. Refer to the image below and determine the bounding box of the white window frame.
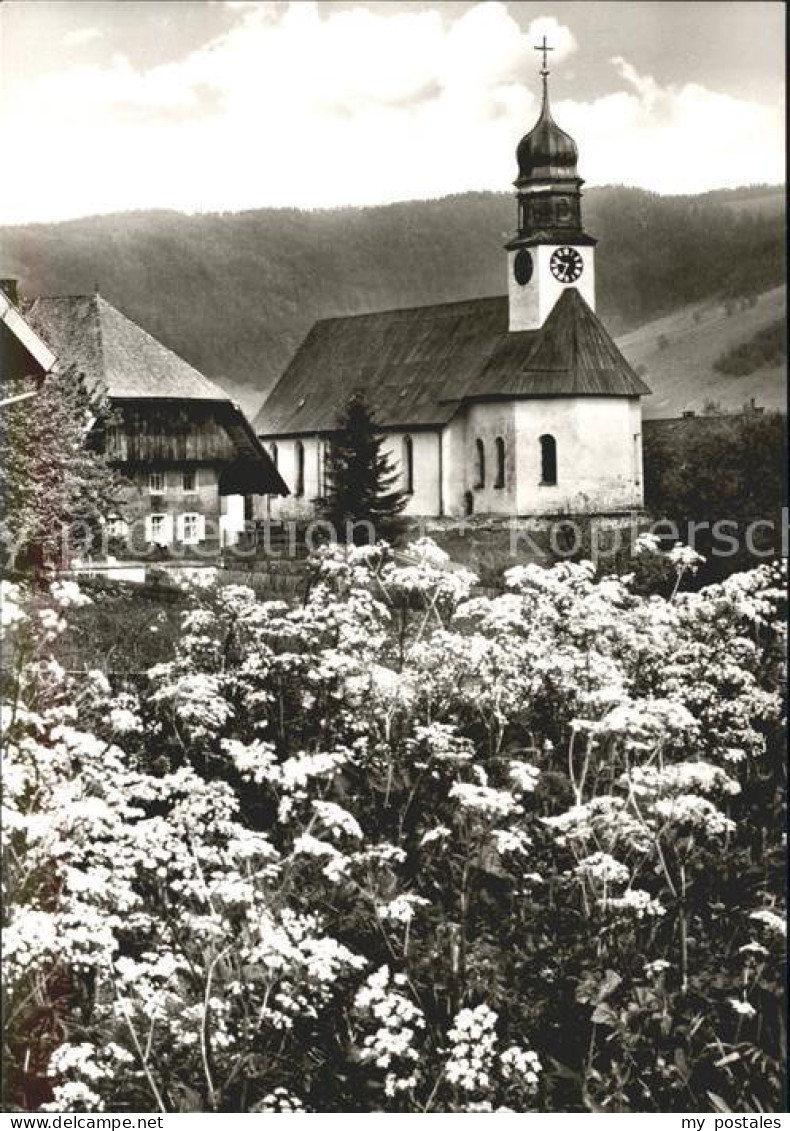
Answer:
[147,512,172,546]
[106,515,128,539]
[178,512,204,545]
[149,471,166,494]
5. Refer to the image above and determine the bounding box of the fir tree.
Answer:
[323,394,407,545]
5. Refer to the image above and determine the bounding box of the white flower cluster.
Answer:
[312,799,363,841]
[603,889,666,919]
[1,580,27,634]
[412,722,475,766]
[40,1081,105,1113]
[668,542,705,574]
[444,1004,499,1093]
[575,851,630,887]
[50,580,92,608]
[254,1088,306,1112]
[644,959,671,978]
[623,761,740,799]
[378,893,430,925]
[353,966,426,1097]
[500,1044,542,1092]
[749,909,786,938]
[449,783,522,820]
[597,697,698,750]
[508,759,541,793]
[652,794,735,838]
[491,827,531,857]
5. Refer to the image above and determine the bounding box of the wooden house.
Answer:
[23,291,287,553]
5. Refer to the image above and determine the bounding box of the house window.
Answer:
[147,513,170,545]
[182,470,196,493]
[403,435,414,494]
[180,512,202,545]
[106,515,128,540]
[149,471,165,494]
[295,441,305,497]
[270,441,278,468]
[540,434,557,485]
[474,438,485,489]
[494,436,506,489]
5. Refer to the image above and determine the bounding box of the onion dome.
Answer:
[516,73,578,185]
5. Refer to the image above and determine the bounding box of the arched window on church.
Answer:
[540,434,557,485]
[494,436,506,488]
[270,441,278,468]
[475,438,485,489]
[294,441,305,497]
[403,435,414,495]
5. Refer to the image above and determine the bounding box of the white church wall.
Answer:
[261,437,322,522]
[380,430,442,517]
[464,402,518,515]
[441,415,468,517]
[514,396,644,515]
[260,431,446,523]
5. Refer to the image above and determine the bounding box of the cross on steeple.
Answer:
[534,35,553,75]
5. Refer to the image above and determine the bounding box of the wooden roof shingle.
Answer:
[255,288,650,437]
[23,293,288,495]
[25,294,229,401]
[471,287,652,398]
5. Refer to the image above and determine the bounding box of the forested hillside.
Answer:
[0,185,783,415]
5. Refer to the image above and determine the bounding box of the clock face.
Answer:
[550,246,584,284]
[513,249,533,286]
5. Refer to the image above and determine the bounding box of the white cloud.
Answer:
[560,57,785,194]
[62,27,104,48]
[1,3,783,224]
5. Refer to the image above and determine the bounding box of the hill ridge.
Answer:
[0,185,783,418]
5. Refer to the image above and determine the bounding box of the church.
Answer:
[255,47,651,520]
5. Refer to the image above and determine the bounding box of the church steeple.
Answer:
[506,37,596,332]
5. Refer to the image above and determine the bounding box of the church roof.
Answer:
[24,294,230,401]
[255,288,650,437]
[472,288,652,398]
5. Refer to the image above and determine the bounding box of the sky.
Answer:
[0,0,785,224]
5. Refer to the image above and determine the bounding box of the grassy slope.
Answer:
[617,285,786,418]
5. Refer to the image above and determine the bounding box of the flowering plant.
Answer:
[2,543,785,1112]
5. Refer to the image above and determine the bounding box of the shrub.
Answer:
[713,320,786,377]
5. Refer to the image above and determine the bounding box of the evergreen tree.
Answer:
[323,394,407,545]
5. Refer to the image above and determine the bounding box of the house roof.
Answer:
[24,294,229,401]
[255,287,651,436]
[1,289,57,377]
[23,293,288,495]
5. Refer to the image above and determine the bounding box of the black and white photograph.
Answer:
[0,0,786,1117]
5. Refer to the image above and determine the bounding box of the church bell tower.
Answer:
[507,38,596,332]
